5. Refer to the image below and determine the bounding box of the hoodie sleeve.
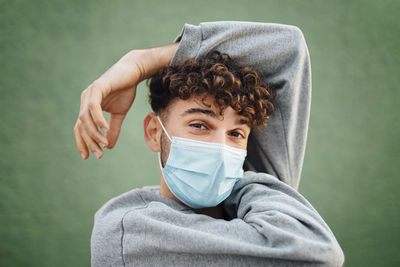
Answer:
[171,21,311,190]
[223,171,345,266]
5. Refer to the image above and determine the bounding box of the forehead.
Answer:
[161,96,249,126]
[170,97,214,113]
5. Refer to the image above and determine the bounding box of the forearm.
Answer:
[131,42,179,81]
[97,42,179,91]
[74,42,178,159]
[223,172,344,265]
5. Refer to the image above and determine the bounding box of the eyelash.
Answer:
[189,123,208,130]
[229,131,244,139]
[189,122,244,139]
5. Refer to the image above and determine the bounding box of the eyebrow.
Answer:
[181,108,217,118]
[181,108,249,126]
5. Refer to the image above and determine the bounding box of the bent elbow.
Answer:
[318,239,345,267]
[287,25,307,46]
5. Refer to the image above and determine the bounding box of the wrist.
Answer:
[126,43,179,82]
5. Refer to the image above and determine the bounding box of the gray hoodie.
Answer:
[91,21,344,266]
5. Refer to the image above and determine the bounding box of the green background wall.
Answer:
[1,0,399,266]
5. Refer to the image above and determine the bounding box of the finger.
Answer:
[80,129,104,159]
[106,113,126,148]
[87,88,110,132]
[80,89,87,111]
[74,124,89,159]
[81,109,109,148]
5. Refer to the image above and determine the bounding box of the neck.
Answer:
[193,205,225,219]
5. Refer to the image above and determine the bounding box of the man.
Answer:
[74,22,344,266]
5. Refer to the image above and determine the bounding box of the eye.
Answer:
[189,123,207,130]
[229,131,244,138]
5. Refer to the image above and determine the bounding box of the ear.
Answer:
[143,112,162,152]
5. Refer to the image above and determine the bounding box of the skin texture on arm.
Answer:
[73,43,178,159]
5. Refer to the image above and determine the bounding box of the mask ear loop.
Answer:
[156,116,171,170]
[156,116,172,142]
[157,152,164,169]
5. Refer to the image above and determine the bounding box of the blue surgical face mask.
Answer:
[157,116,246,209]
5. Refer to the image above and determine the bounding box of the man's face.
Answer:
[159,96,251,166]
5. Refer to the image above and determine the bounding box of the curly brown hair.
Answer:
[147,51,274,128]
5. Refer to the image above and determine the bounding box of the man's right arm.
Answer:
[171,22,311,189]
[75,22,310,190]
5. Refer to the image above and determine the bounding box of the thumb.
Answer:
[105,113,127,149]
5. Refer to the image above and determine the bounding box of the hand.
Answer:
[74,53,140,160]
[73,43,179,159]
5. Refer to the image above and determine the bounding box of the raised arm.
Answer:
[74,22,311,190]
[171,22,311,189]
